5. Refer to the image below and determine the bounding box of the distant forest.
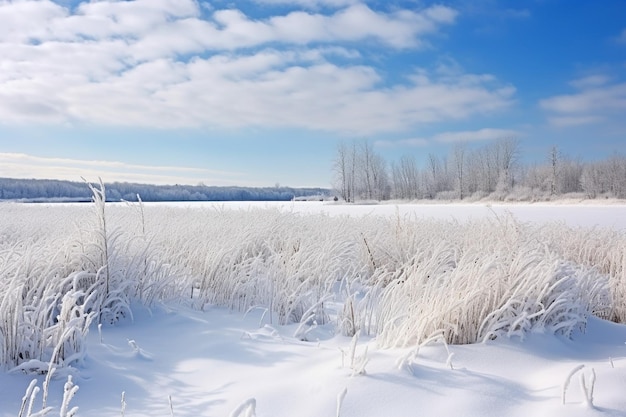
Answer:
[333,139,626,202]
[0,178,331,202]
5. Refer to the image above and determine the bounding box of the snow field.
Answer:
[1,194,626,416]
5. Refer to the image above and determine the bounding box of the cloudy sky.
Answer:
[0,0,624,187]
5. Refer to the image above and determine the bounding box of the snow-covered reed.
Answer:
[0,184,178,370]
[229,398,256,417]
[530,224,625,322]
[147,206,362,325]
[372,214,609,346]
[0,199,623,370]
[0,205,95,370]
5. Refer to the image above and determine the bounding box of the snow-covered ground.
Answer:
[148,200,626,229]
[1,201,626,417]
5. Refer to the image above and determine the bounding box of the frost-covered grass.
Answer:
[1,196,626,415]
[1,197,624,361]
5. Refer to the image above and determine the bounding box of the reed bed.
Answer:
[0,193,622,371]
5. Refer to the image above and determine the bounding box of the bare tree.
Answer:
[452,143,467,200]
[581,153,626,198]
[392,155,419,199]
[606,153,626,198]
[358,141,375,200]
[580,163,604,198]
[337,137,624,202]
[549,145,559,195]
[370,152,390,200]
[473,146,493,193]
[559,157,584,194]
[494,138,520,194]
[335,140,389,202]
[333,142,354,202]
[426,153,450,198]
[350,140,390,201]
[465,149,483,196]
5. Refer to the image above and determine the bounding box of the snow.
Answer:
[2,202,626,416]
[147,200,626,230]
[4,306,626,416]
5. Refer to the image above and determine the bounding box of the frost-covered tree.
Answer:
[581,153,626,198]
[392,155,420,200]
[334,140,389,202]
[333,141,356,202]
[549,145,559,195]
[452,143,467,200]
[493,137,520,194]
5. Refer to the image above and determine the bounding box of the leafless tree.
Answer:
[426,153,450,198]
[332,141,354,202]
[494,137,520,192]
[392,155,419,199]
[334,140,389,202]
[452,143,467,199]
[549,145,559,195]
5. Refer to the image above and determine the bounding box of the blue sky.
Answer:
[0,0,624,187]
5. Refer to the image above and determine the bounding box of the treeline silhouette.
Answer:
[0,178,330,202]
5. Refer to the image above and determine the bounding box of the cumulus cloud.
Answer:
[3,1,455,50]
[57,52,513,134]
[540,77,626,127]
[0,153,243,185]
[0,0,515,135]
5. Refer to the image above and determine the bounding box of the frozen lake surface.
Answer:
[147,200,626,230]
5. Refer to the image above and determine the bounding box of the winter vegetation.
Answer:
[0,178,329,203]
[333,139,626,202]
[1,182,626,415]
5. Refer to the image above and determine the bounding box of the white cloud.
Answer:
[0,45,514,133]
[375,138,429,148]
[0,153,243,185]
[257,0,355,4]
[0,1,515,135]
[423,5,458,24]
[0,0,201,43]
[616,28,626,44]
[375,128,519,148]
[0,0,66,43]
[212,3,457,49]
[4,2,457,51]
[252,0,361,8]
[569,75,611,89]
[432,128,519,143]
[540,78,626,127]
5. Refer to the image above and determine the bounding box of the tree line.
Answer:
[0,178,330,202]
[332,139,626,202]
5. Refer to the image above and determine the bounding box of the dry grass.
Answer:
[0,199,623,369]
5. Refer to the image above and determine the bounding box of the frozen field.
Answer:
[1,199,626,417]
[156,200,626,229]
